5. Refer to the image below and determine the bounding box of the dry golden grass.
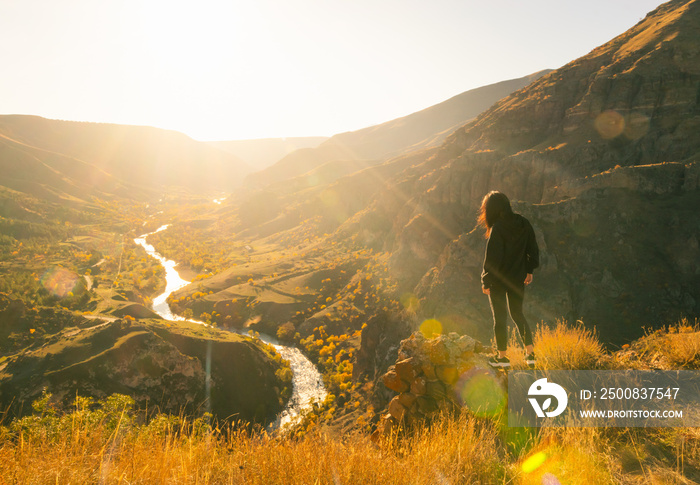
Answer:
[651,320,700,370]
[4,322,700,484]
[533,320,605,370]
[516,427,616,485]
[0,405,507,485]
[615,319,700,370]
[6,393,695,485]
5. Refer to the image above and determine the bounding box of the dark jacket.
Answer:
[481,213,539,291]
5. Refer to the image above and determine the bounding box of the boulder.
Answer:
[410,376,427,396]
[382,368,409,393]
[435,365,459,386]
[398,392,417,409]
[388,396,407,421]
[395,357,419,382]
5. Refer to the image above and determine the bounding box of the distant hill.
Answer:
[0,115,250,199]
[0,131,133,203]
[244,70,552,187]
[208,137,328,170]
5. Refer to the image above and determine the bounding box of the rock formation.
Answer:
[0,319,288,424]
[375,332,503,437]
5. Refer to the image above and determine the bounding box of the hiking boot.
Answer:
[525,352,536,368]
[488,355,511,369]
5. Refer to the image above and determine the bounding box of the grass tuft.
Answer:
[534,319,605,369]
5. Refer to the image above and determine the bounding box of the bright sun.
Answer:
[121,1,301,140]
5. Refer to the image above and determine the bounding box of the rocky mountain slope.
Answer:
[350,0,700,346]
[244,71,552,188]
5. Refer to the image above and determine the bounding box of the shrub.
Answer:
[625,319,700,370]
[534,320,605,370]
[657,321,700,369]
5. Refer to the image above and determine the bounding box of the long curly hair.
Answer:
[477,191,513,237]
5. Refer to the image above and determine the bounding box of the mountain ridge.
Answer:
[244,70,553,188]
[208,136,328,170]
[0,115,251,198]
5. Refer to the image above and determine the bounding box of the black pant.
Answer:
[488,283,533,352]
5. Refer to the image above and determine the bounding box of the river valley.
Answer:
[134,225,327,429]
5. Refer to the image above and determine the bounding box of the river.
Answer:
[134,225,327,429]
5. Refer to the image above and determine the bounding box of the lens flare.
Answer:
[419,318,442,338]
[400,293,420,313]
[40,267,80,298]
[454,369,505,417]
[319,189,347,224]
[502,412,536,455]
[542,472,562,485]
[522,451,548,474]
[594,110,625,139]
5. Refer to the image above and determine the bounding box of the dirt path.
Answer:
[64,318,114,337]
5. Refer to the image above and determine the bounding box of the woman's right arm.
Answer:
[481,225,504,291]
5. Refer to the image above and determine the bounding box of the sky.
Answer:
[1,0,665,141]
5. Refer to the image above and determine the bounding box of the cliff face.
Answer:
[415,169,700,345]
[348,0,700,346]
[0,320,286,423]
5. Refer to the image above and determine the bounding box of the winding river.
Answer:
[134,225,327,429]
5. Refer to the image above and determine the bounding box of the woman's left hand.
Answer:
[524,273,533,286]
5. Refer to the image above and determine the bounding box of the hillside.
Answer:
[0,317,288,423]
[0,115,250,197]
[0,123,282,429]
[208,136,328,170]
[244,70,552,187]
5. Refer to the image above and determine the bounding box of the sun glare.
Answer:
[120,1,294,139]
[0,0,667,140]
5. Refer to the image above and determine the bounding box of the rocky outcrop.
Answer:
[543,162,693,202]
[415,183,700,346]
[0,320,287,424]
[374,332,501,437]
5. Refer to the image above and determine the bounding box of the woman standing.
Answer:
[478,191,539,369]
